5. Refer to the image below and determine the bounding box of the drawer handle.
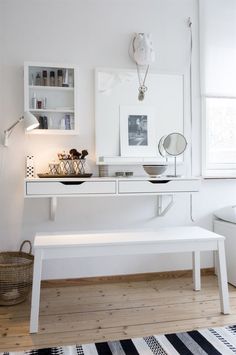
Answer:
[148,180,170,184]
[60,181,85,185]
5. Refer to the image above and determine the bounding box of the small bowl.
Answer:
[115,171,125,177]
[143,164,168,176]
[125,171,133,177]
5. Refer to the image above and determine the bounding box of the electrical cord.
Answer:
[188,17,193,178]
[188,17,195,223]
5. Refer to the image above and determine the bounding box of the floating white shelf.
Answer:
[97,156,183,165]
[29,85,74,91]
[26,129,77,135]
[30,109,74,113]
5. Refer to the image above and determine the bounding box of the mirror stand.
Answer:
[167,156,179,178]
[159,133,187,178]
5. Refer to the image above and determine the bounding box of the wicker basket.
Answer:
[0,240,34,306]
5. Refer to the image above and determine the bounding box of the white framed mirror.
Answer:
[95,67,185,165]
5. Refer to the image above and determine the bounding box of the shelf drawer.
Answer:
[26,181,116,196]
[118,180,200,194]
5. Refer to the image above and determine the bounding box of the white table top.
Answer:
[34,226,224,249]
[25,176,201,182]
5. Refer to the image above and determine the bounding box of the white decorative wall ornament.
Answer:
[129,33,155,101]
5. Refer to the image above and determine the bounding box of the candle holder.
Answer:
[59,159,86,175]
[48,162,60,175]
[73,159,86,175]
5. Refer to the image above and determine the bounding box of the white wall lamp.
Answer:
[129,33,155,101]
[3,111,39,147]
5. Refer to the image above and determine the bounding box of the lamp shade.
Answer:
[23,111,39,131]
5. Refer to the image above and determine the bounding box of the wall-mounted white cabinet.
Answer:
[24,62,78,135]
[24,176,201,220]
[25,177,201,197]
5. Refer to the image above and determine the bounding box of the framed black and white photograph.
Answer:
[120,105,157,157]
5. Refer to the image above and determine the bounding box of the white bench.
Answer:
[30,226,230,333]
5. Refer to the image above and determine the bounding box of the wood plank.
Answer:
[0,276,230,319]
[39,275,220,298]
[41,268,214,287]
[2,298,236,336]
[1,314,236,352]
[0,275,236,352]
[0,285,232,319]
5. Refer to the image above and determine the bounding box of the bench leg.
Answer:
[214,250,218,276]
[192,251,201,291]
[217,240,230,314]
[30,250,43,333]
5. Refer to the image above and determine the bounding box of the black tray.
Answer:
[38,173,93,178]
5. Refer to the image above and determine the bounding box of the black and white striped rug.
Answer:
[2,324,236,354]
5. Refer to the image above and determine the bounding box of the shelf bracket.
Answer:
[157,195,174,217]
[50,197,57,221]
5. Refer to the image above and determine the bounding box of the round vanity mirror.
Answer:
[159,133,187,157]
[158,132,187,177]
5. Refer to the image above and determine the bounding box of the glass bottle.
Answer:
[57,69,63,87]
[50,71,55,86]
[35,73,41,86]
[42,70,49,86]
[31,92,37,109]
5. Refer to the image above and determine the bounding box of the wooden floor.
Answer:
[1,274,236,352]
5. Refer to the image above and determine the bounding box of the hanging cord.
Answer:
[136,63,149,101]
[130,35,150,101]
[188,17,195,222]
[188,17,193,177]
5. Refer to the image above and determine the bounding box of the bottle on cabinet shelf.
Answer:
[31,92,37,109]
[38,116,44,128]
[42,70,49,86]
[38,116,48,129]
[65,114,71,130]
[35,73,41,86]
[70,115,75,129]
[50,71,55,86]
[43,116,48,129]
[62,69,69,87]
[60,117,66,130]
[42,97,47,109]
[37,100,42,109]
[57,70,63,87]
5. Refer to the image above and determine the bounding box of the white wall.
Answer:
[1,0,236,279]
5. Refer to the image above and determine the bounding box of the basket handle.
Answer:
[19,240,32,254]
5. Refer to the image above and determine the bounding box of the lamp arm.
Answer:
[4,116,24,134]
[3,116,24,147]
